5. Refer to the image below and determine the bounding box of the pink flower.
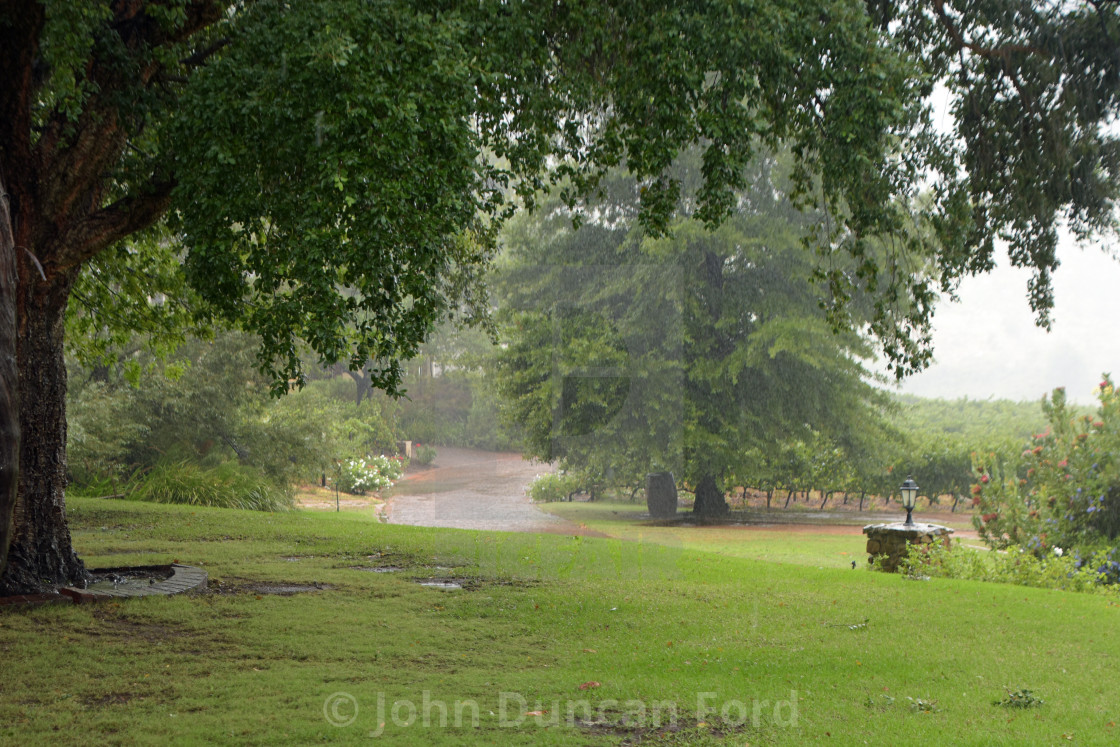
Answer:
[980,474,990,484]
[1058,460,1068,468]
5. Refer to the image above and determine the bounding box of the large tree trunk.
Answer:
[692,473,729,516]
[0,267,85,593]
[646,471,678,518]
[0,0,220,589]
[354,365,372,406]
[0,174,18,579]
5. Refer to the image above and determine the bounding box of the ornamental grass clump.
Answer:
[127,459,293,512]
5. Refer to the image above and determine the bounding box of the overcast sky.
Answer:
[883,236,1120,405]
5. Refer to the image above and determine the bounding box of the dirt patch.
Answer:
[577,716,755,745]
[294,483,385,513]
[248,584,328,595]
[89,611,182,643]
[81,692,136,708]
[202,578,329,596]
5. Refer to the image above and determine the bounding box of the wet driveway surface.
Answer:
[385,447,601,536]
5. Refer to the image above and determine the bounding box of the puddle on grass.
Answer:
[248,584,328,595]
[416,580,463,590]
[87,576,162,592]
[86,566,173,592]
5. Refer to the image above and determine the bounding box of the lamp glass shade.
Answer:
[900,477,919,510]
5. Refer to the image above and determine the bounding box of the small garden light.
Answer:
[900,476,919,526]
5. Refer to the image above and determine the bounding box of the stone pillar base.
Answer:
[863,522,953,572]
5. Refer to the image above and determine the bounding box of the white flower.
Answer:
[1054,547,1064,557]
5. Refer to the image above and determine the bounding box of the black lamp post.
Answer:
[900,476,919,526]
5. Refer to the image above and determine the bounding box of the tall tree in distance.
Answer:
[492,156,895,513]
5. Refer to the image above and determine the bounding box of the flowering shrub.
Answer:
[333,455,405,495]
[901,541,1120,597]
[970,379,1120,578]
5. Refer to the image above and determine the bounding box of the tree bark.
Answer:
[354,366,372,406]
[0,267,85,593]
[692,473,729,516]
[0,173,18,579]
[0,0,225,588]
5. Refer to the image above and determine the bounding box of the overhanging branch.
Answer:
[180,38,231,67]
[53,181,175,272]
[931,0,1048,61]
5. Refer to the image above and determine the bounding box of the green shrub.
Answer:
[413,444,437,466]
[66,379,149,488]
[127,460,293,511]
[268,380,399,481]
[527,471,584,502]
[995,689,1044,709]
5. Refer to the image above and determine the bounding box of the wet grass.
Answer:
[1,496,1119,744]
[538,501,881,570]
[539,500,978,570]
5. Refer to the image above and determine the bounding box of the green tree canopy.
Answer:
[876,0,1120,325]
[1,0,1117,590]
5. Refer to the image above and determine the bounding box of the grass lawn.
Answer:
[2,496,1119,745]
[538,500,981,569]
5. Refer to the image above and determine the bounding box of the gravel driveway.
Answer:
[385,447,600,536]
